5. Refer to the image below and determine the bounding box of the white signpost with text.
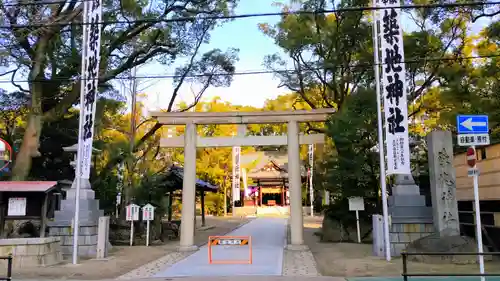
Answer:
[142,204,155,246]
[126,204,140,246]
[348,197,365,244]
[457,114,489,280]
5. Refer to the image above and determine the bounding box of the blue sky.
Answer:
[139,0,291,110]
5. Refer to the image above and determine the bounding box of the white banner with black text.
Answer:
[232,146,241,202]
[77,0,103,179]
[377,0,411,174]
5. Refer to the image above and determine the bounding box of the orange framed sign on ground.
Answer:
[208,235,252,264]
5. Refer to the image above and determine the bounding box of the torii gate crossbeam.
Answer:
[150,108,334,252]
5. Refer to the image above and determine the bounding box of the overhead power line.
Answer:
[0,1,498,29]
[0,54,498,84]
[0,0,89,7]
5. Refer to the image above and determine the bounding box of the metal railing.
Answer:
[401,252,500,281]
[0,255,12,281]
[458,210,500,252]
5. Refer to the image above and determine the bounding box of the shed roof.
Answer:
[163,166,219,192]
[0,181,58,193]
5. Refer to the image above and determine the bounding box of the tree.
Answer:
[260,0,472,134]
[318,88,380,229]
[0,0,239,179]
[0,90,29,146]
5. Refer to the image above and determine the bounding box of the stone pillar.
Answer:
[286,120,306,250]
[427,130,460,236]
[96,216,110,259]
[179,122,198,251]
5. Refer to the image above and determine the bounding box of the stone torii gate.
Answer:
[150,108,334,251]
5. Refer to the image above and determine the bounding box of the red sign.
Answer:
[466,147,476,168]
[0,138,12,172]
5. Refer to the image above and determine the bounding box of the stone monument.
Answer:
[48,144,104,258]
[426,130,460,235]
[403,131,483,264]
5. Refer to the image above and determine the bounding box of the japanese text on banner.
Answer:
[378,0,411,174]
[232,146,241,202]
[78,0,103,179]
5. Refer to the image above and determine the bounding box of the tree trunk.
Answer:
[11,34,50,181]
[11,113,43,180]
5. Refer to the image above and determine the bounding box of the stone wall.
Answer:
[390,223,434,255]
[373,215,434,257]
[49,224,97,258]
[0,237,62,268]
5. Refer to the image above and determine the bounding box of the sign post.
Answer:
[348,197,365,243]
[126,203,140,246]
[142,204,155,246]
[457,114,489,281]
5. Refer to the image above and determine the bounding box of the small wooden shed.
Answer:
[0,181,60,238]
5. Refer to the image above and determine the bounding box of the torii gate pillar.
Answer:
[179,122,198,251]
[287,120,306,248]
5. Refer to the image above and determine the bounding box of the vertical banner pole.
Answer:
[73,0,103,265]
[309,144,314,217]
[232,146,241,215]
[372,0,391,261]
[72,0,89,265]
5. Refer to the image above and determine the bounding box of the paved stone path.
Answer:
[154,217,287,277]
[117,217,321,278]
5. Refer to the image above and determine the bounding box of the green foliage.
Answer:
[204,192,225,216]
[320,88,380,223]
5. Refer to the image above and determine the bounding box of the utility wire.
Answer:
[0,54,498,84]
[0,0,89,7]
[0,1,498,29]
